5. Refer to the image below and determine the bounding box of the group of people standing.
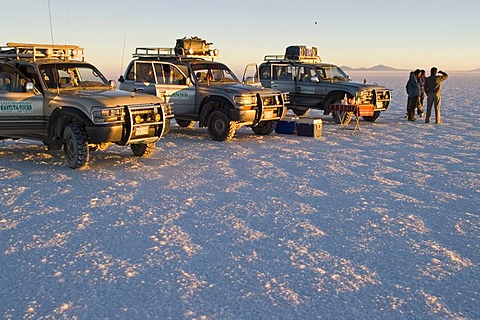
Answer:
[406,67,448,124]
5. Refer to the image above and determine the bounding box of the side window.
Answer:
[273,66,291,81]
[299,67,316,82]
[135,62,154,82]
[125,63,135,80]
[259,66,270,80]
[154,63,187,85]
[0,70,26,92]
[317,67,326,79]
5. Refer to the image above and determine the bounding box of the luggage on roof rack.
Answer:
[285,45,319,61]
[175,36,213,56]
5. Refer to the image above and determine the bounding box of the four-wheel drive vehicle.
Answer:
[118,37,287,141]
[243,45,391,125]
[0,43,173,169]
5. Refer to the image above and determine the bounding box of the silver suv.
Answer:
[119,37,287,141]
[244,45,391,124]
[0,43,172,169]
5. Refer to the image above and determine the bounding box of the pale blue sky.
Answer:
[1,0,479,78]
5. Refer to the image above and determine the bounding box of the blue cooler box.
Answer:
[296,118,322,137]
[275,117,297,134]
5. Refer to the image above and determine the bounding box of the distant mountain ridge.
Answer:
[342,65,480,72]
[341,65,408,72]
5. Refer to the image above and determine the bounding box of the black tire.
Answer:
[63,123,89,169]
[251,121,276,135]
[326,94,353,125]
[363,111,381,122]
[131,143,155,157]
[292,108,310,117]
[207,110,236,141]
[176,119,195,128]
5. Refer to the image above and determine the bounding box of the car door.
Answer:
[293,66,324,107]
[270,64,295,94]
[152,62,195,116]
[0,64,45,139]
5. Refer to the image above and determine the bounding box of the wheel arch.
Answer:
[47,107,93,150]
[198,96,234,127]
[324,90,352,115]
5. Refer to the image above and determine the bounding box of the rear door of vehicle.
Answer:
[270,64,295,95]
[0,64,45,139]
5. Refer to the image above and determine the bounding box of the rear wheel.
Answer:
[207,110,236,141]
[363,111,381,122]
[176,119,195,128]
[251,121,276,135]
[63,123,89,169]
[131,143,155,157]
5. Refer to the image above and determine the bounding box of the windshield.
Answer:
[317,65,349,81]
[191,62,239,85]
[39,63,110,90]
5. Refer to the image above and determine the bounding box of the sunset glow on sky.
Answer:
[2,0,479,78]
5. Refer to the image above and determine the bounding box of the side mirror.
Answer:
[118,75,124,83]
[25,82,35,92]
[110,80,117,89]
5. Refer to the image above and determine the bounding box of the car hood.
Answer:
[54,89,163,107]
[326,81,389,92]
[208,83,280,95]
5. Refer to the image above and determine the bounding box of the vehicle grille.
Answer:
[124,104,165,144]
[259,93,284,107]
[129,106,161,123]
[358,89,390,109]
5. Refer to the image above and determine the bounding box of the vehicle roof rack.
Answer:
[133,47,218,61]
[263,54,322,63]
[0,42,85,62]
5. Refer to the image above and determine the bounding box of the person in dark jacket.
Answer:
[418,69,426,117]
[425,67,448,124]
[405,71,413,118]
[406,69,421,121]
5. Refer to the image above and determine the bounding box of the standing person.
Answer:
[405,71,413,118]
[417,70,426,117]
[406,69,421,121]
[425,67,448,124]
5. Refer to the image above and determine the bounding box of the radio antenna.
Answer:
[47,0,55,45]
[65,0,71,42]
[120,1,132,76]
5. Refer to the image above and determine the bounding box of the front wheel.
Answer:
[363,111,381,122]
[63,123,89,169]
[207,110,236,141]
[131,143,156,157]
[176,119,195,128]
[251,121,276,135]
[332,110,353,125]
[326,94,353,125]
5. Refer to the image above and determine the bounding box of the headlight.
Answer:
[91,107,124,124]
[234,95,257,106]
